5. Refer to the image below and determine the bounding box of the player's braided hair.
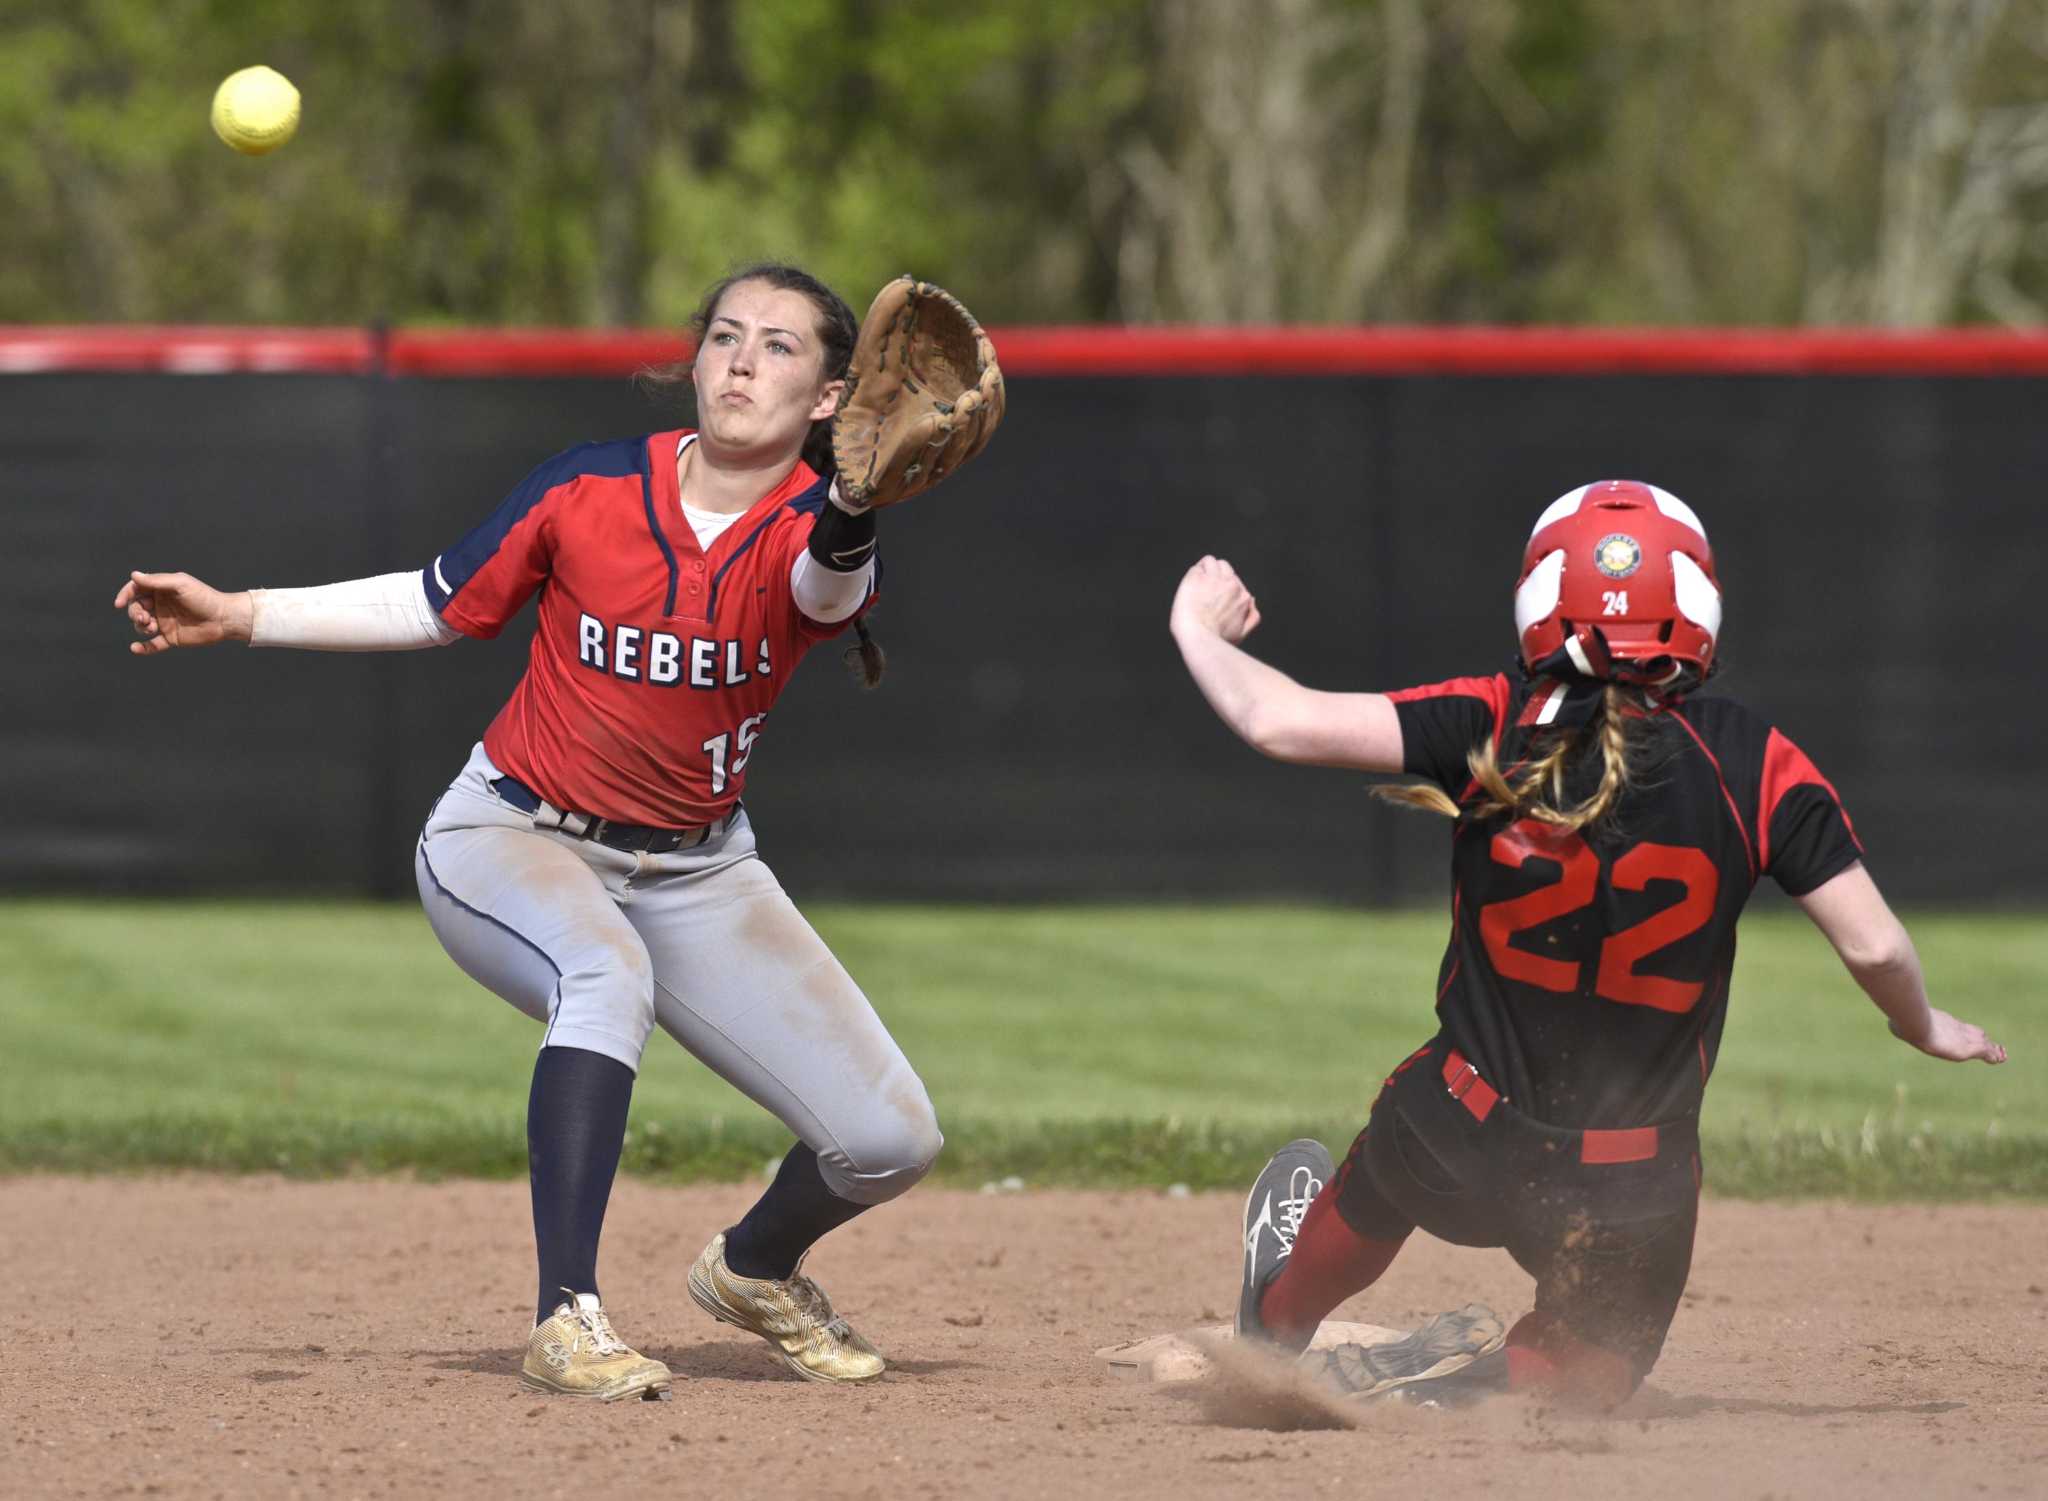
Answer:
[1373,684,1642,834]
[640,263,885,688]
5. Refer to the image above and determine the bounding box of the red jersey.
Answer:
[423,431,871,827]
[1389,674,1863,1130]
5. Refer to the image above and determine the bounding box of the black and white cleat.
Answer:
[1301,1304,1508,1403]
[1235,1138,1335,1345]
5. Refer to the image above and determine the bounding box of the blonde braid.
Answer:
[1568,684,1632,830]
[1371,781,1462,818]
[1374,684,1639,831]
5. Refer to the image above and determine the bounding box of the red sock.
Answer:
[1257,1186,1407,1350]
[1503,1311,1639,1410]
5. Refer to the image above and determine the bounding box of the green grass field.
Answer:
[1,900,2038,1197]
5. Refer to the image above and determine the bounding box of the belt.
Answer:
[1440,1048,1660,1166]
[490,772,731,855]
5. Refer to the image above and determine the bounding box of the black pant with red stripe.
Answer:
[1335,1038,1701,1388]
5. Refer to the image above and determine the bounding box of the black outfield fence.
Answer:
[7,327,2045,903]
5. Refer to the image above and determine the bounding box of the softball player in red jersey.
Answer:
[115,264,940,1400]
[1171,480,2007,1410]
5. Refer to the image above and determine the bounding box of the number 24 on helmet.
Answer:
[1513,479,1722,687]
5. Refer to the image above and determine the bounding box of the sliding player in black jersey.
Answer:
[1170,480,2007,1410]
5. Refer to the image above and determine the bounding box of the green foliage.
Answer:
[1705,1122,2048,1201]
[0,899,2039,1197]
[6,0,2042,326]
[6,1112,2040,1199]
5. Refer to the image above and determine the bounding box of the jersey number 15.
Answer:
[701,713,767,796]
[1479,819,1720,1014]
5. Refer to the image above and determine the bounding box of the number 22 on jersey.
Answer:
[1478,819,1720,1014]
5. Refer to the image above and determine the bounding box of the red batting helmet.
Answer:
[1513,480,1721,684]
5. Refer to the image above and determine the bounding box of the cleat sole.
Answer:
[518,1371,675,1403]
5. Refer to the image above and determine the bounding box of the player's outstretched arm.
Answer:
[117,569,461,655]
[1168,556,1403,772]
[1796,863,2008,1064]
[115,570,252,655]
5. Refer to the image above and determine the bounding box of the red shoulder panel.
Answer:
[1385,674,1512,747]
[1758,728,1862,871]
[435,483,571,639]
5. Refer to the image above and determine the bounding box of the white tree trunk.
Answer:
[1110,0,1428,322]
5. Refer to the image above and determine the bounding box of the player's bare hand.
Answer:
[1891,1007,2008,1064]
[114,571,253,655]
[1170,556,1262,644]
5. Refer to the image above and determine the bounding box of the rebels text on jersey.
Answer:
[1389,674,1863,1130]
[423,432,871,828]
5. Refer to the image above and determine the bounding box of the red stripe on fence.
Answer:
[0,326,374,374]
[5,325,2048,377]
[387,329,689,377]
[986,325,2048,375]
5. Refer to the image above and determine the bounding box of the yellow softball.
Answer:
[211,66,300,156]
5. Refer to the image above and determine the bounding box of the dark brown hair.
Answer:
[639,261,859,476]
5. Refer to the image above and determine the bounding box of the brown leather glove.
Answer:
[831,277,1005,510]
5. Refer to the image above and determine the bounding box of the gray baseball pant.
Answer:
[413,742,941,1205]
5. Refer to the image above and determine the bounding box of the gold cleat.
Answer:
[687,1233,886,1384]
[521,1291,675,1402]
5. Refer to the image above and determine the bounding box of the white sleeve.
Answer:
[249,571,462,651]
[789,550,876,626]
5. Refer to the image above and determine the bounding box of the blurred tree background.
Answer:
[3,0,2043,327]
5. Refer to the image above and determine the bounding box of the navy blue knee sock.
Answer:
[527,1045,635,1325]
[722,1143,869,1281]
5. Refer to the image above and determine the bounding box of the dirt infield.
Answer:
[5,1177,2043,1499]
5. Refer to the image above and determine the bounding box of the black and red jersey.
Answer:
[1389,673,1863,1130]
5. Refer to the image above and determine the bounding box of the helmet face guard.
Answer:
[1514,480,1721,686]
